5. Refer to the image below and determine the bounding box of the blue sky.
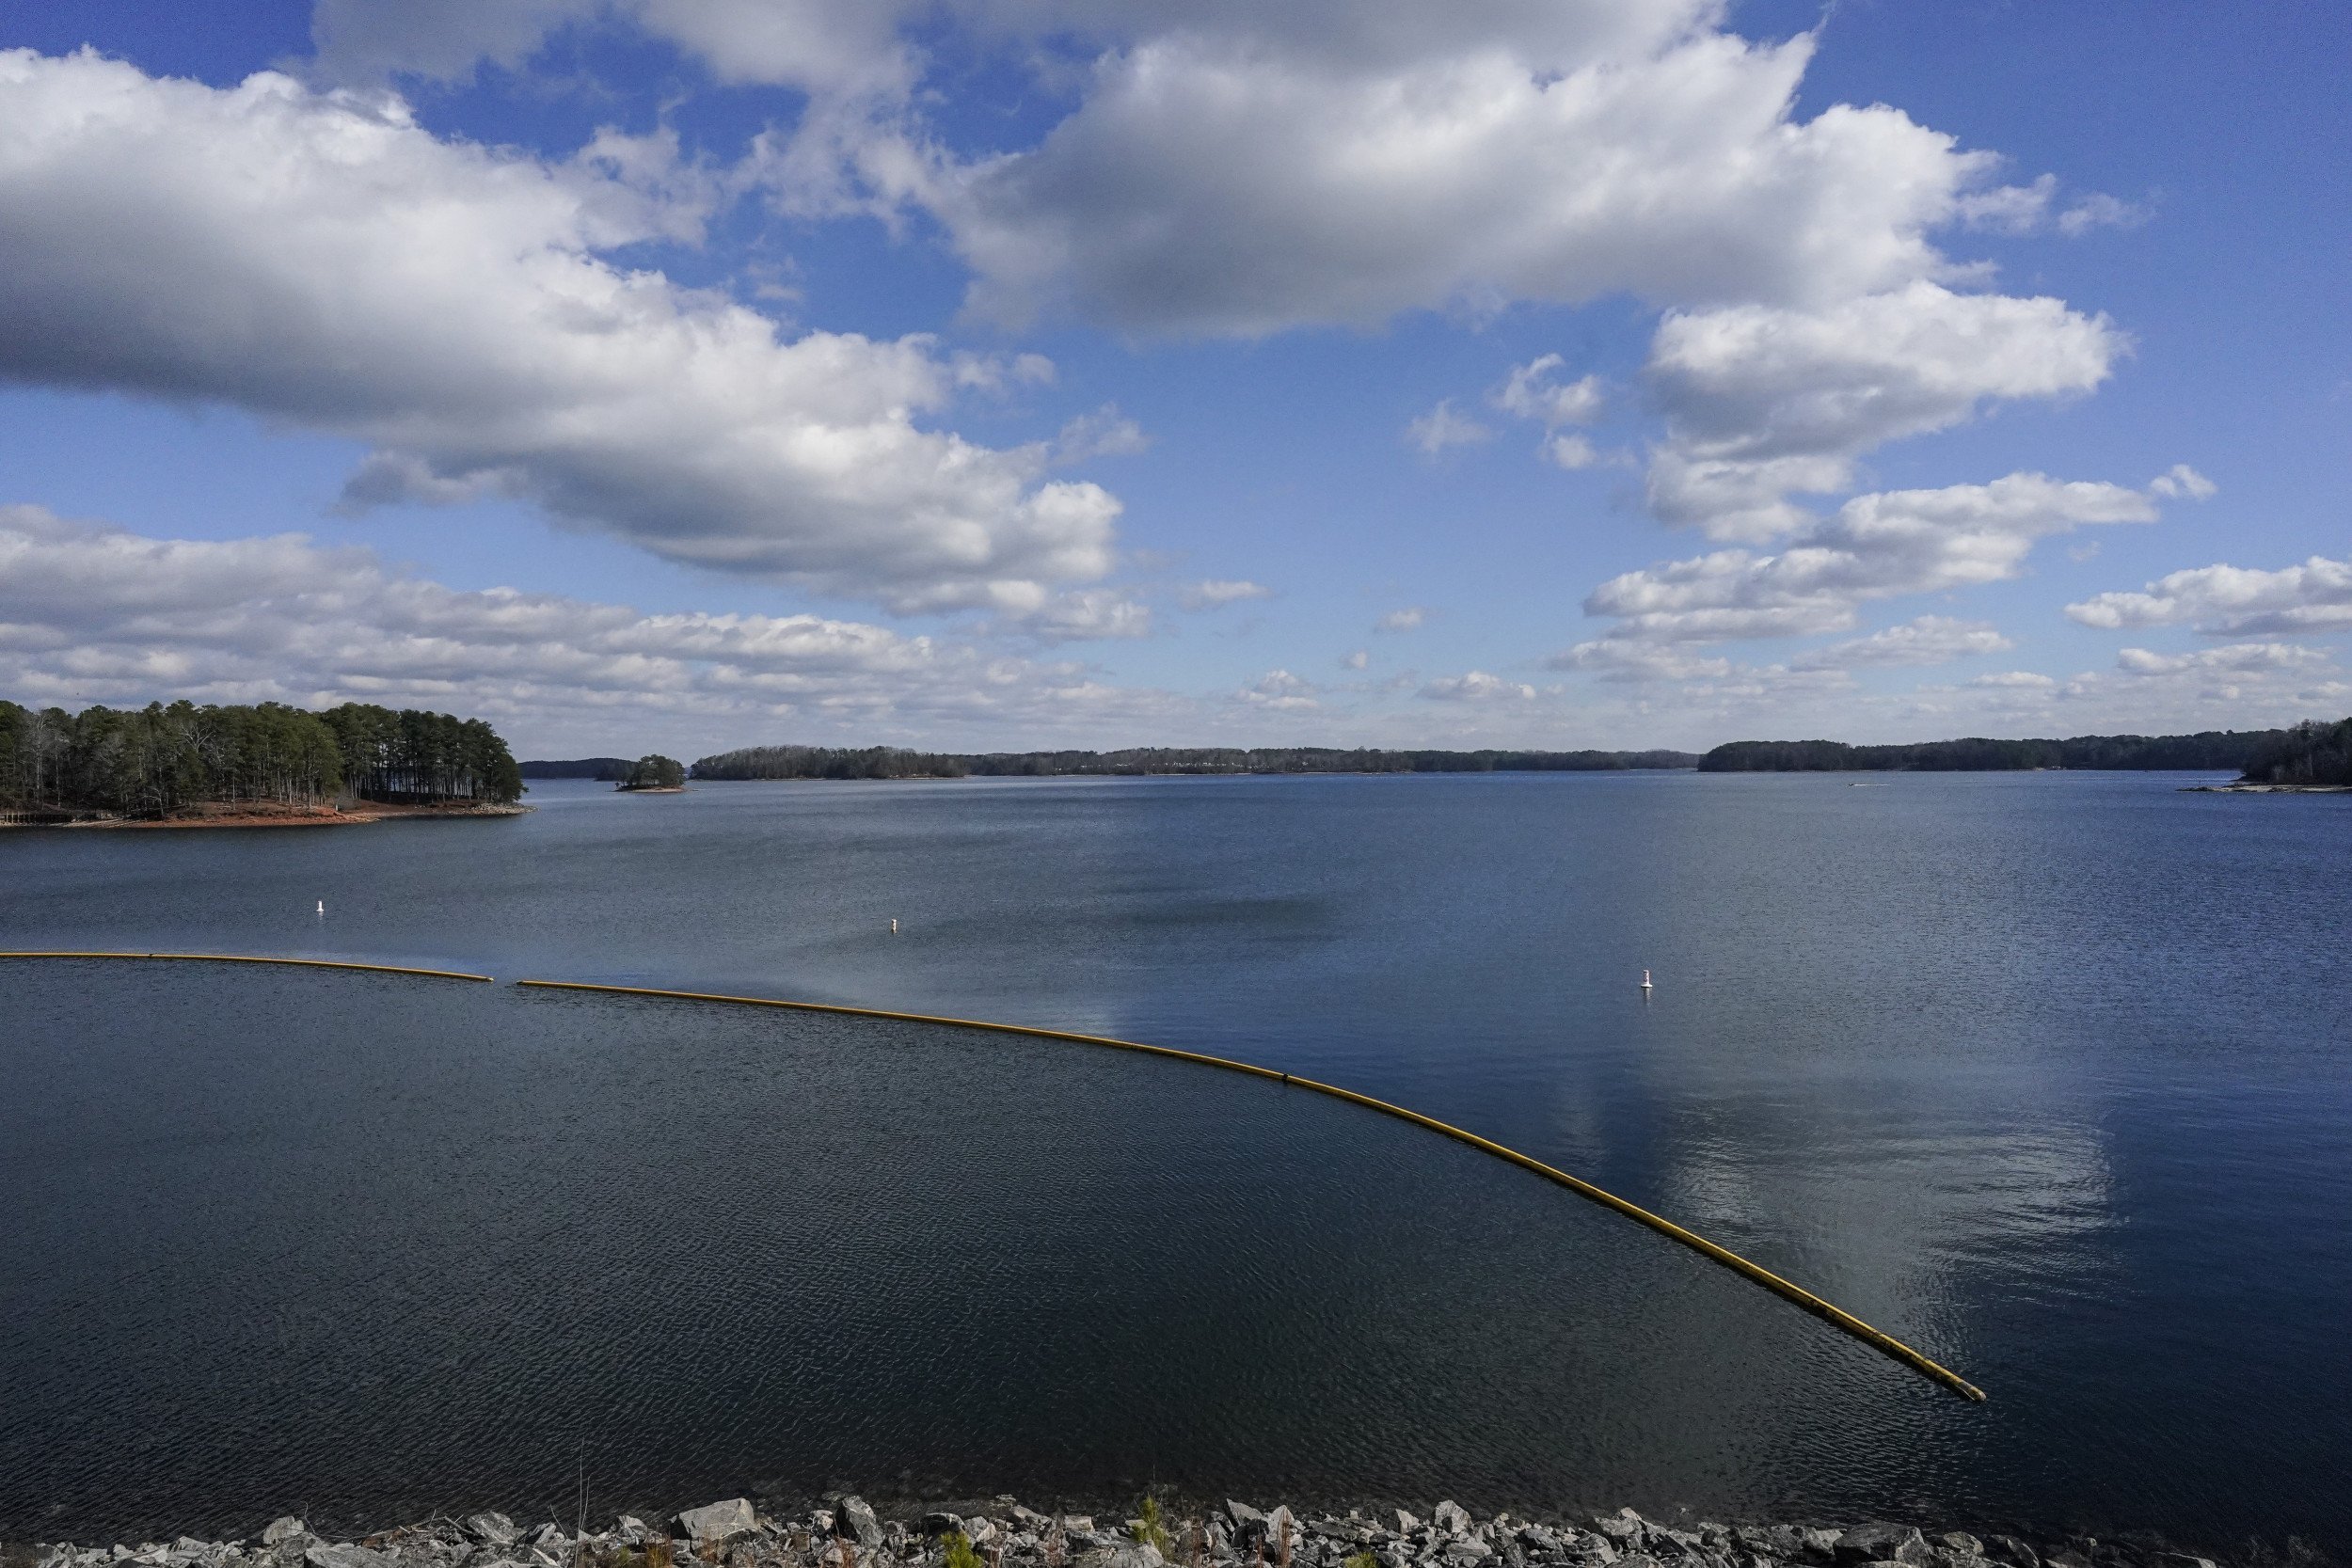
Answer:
[0,0,2344,756]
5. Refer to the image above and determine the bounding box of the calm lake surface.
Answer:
[4,773,2349,1549]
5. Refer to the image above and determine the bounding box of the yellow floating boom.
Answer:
[0,950,493,982]
[515,977,1985,1402]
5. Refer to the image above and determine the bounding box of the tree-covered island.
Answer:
[0,700,525,826]
[616,754,688,791]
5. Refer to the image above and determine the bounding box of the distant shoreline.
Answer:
[2183,782,2352,794]
[662,744,1703,783]
[3,800,531,831]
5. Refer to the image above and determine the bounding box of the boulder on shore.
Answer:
[677,1502,758,1545]
[463,1517,517,1549]
[1835,1527,1925,1567]
[833,1500,882,1551]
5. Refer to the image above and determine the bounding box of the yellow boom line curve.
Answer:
[516,977,1985,1402]
[0,951,494,982]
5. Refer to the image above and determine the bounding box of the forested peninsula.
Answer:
[687,744,1702,780]
[1698,729,2284,773]
[2230,717,2352,788]
[0,701,525,826]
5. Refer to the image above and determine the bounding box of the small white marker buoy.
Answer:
[1640,968,1653,991]
[316,900,325,915]
[890,918,898,935]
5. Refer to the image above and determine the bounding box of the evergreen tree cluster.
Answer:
[687,744,1702,780]
[686,744,975,780]
[319,704,523,803]
[619,754,687,789]
[1698,730,2285,773]
[2239,718,2352,786]
[0,700,522,817]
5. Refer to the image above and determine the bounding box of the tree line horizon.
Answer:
[1,700,524,819]
[514,721,2349,783]
[11,701,2337,820]
[668,744,1707,780]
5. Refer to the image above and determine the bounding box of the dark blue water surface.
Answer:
[4,773,2349,1549]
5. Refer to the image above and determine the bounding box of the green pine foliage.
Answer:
[0,699,521,816]
[2239,717,2352,785]
[318,702,523,803]
[1130,1498,1170,1557]
[619,754,687,789]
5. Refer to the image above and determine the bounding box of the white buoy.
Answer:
[316,900,325,915]
[890,918,898,934]
[1640,968,1653,991]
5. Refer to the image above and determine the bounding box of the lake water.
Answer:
[4,773,2350,1551]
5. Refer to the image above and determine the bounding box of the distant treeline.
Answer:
[1698,730,2282,773]
[2241,718,2352,786]
[691,744,1702,781]
[521,757,632,780]
[0,700,522,817]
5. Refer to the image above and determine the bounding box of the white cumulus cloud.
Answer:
[1405,400,1495,456]
[2032,642,2351,732]
[1644,282,2124,541]
[1179,579,1273,610]
[1052,404,1152,465]
[1788,616,2015,671]
[1492,355,1604,428]
[312,0,921,97]
[1550,641,1734,683]
[1488,354,1610,469]
[2058,192,2153,238]
[2148,464,2217,500]
[0,504,1183,752]
[0,47,1122,618]
[1017,588,1155,642]
[1542,433,1603,470]
[2112,642,2332,679]
[1574,471,2158,657]
[306,3,2133,567]
[1236,668,1317,709]
[916,9,1999,336]
[2066,554,2352,637]
[1954,173,2057,234]
[1418,670,1536,702]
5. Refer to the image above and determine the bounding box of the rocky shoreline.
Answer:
[0,800,534,830]
[12,1497,2282,1568]
[2180,783,2351,794]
